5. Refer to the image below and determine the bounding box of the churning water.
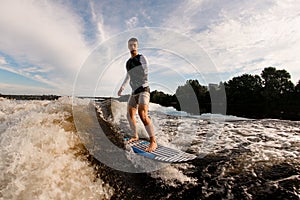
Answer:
[0,97,299,199]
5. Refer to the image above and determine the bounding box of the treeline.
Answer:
[150,67,300,120]
[0,94,60,100]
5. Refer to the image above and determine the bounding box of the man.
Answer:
[118,37,157,152]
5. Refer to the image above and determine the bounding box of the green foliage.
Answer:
[150,67,300,120]
[295,80,300,93]
[261,67,294,100]
[150,90,176,107]
[225,74,263,102]
[224,74,263,117]
[174,80,210,114]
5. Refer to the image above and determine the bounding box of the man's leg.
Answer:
[138,103,157,152]
[127,94,139,142]
[127,105,139,142]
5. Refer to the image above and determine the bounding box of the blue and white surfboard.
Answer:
[124,138,197,163]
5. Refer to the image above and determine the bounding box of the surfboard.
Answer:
[124,138,197,163]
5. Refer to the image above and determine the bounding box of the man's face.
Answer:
[128,41,138,54]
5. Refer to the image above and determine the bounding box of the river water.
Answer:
[0,97,299,199]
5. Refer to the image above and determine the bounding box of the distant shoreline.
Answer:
[1,93,299,121]
[0,94,61,101]
[0,93,128,101]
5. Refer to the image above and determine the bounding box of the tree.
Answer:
[294,80,300,103]
[150,90,175,107]
[260,67,296,118]
[295,80,300,93]
[224,74,263,117]
[261,67,294,100]
[175,80,209,114]
[225,74,263,102]
[148,67,299,120]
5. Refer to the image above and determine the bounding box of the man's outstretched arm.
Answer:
[118,73,130,96]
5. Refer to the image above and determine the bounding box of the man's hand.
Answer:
[118,87,123,96]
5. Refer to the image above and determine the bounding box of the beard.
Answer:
[130,50,137,55]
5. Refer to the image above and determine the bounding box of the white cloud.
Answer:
[160,0,300,83]
[0,56,7,65]
[89,1,109,44]
[0,0,92,91]
[0,83,57,95]
[175,0,300,83]
[126,16,139,29]
[1,0,300,95]
[162,0,206,33]
[22,66,52,73]
[0,65,57,89]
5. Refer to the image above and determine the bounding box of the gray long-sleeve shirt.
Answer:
[121,54,149,93]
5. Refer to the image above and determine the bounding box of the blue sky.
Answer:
[0,0,300,96]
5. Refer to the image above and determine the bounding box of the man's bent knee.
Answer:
[138,107,150,125]
[128,106,137,117]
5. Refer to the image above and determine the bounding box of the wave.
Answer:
[148,102,251,121]
[0,97,113,199]
[1,97,299,199]
[104,99,300,199]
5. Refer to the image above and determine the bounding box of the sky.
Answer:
[0,0,300,96]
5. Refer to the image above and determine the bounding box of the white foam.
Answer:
[108,99,300,174]
[149,103,189,117]
[0,97,114,199]
[110,100,149,138]
[150,164,197,187]
[148,102,251,121]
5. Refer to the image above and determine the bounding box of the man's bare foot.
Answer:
[145,137,157,152]
[128,136,139,143]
